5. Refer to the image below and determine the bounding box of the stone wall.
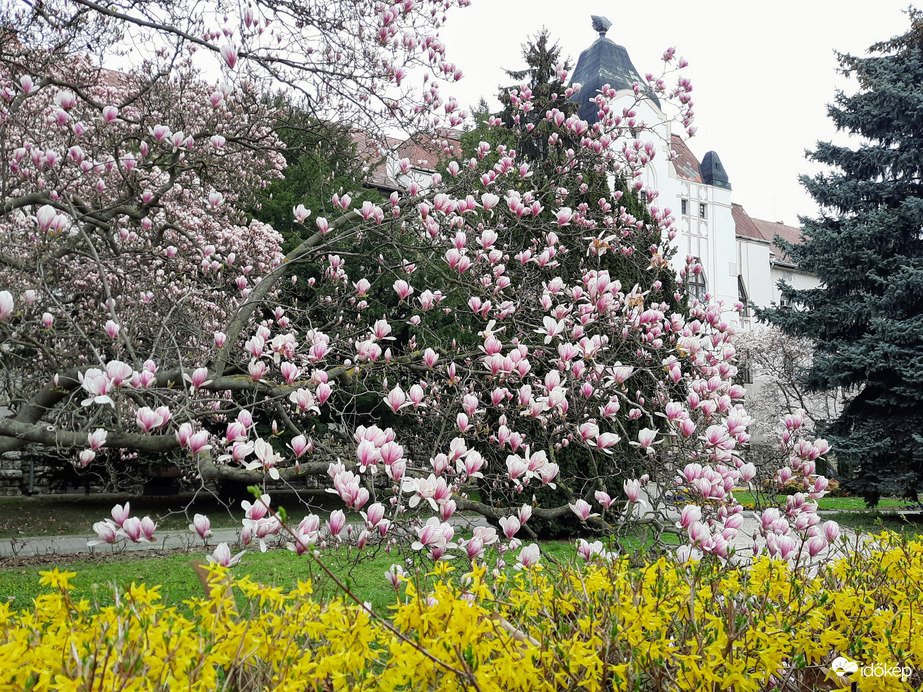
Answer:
[0,451,71,496]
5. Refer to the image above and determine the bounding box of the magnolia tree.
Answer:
[0,2,838,570]
[737,324,845,441]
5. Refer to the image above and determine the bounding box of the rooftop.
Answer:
[569,17,660,124]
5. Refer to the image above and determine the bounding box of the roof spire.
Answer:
[591,15,611,38]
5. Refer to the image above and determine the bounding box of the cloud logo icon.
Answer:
[831,657,859,676]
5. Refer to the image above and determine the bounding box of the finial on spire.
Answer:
[591,15,611,37]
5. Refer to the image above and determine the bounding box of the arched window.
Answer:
[737,276,750,317]
[688,258,707,303]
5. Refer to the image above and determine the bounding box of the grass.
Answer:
[822,511,923,541]
[0,519,675,614]
[731,491,916,512]
[0,538,585,614]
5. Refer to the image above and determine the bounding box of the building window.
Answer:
[688,259,707,303]
[639,190,648,204]
[699,203,707,219]
[737,276,750,317]
[735,364,753,385]
[681,199,688,216]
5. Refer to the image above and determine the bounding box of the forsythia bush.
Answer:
[1,535,921,691]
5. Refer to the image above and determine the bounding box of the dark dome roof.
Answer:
[569,28,660,123]
[701,151,731,189]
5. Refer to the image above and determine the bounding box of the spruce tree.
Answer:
[761,11,923,505]
[497,28,575,162]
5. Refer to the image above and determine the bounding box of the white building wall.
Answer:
[770,266,821,307]
[737,238,773,320]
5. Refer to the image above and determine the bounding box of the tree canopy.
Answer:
[761,10,923,504]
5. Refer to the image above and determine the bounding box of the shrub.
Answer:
[3,534,922,690]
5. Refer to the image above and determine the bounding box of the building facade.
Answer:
[567,16,819,332]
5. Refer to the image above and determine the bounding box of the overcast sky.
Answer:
[435,1,913,226]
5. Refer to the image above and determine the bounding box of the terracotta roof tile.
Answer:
[351,132,402,190]
[670,134,702,183]
[396,130,462,172]
[751,217,803,264]
[732,204,767,242]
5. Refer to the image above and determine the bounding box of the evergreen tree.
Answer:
[252,110,382,253]
[761,11,923,505]
[497,28,575,162]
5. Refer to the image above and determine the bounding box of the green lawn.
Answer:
[0,539,586,614]
[731,491,915,512]
[822,511,923,540]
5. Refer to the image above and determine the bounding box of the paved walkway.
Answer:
[0,510,861,565]
[0,527,245,559]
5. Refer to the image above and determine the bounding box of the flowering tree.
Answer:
[0,2,841,568]
[736,324,845,441]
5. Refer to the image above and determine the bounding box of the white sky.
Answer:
[436,0,913,226]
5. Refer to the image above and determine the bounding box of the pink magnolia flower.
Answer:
[120,516,144,542]
[36,205,57,232]
[807,536,827,557]
[393,279,413,299]
[623,479,641,502]
[775,535,797,560]
[104,360,133,387]
[316,381,332,405]
[250,437,283,480]
[594,490,613,509]
[220,44,238,69]
[87,428,107,451]
[569,499,598,521]
[440,499,457,521]
[386,564,406,589]
[678,505,702,529]
[78,449,95,467]
[554,207,573,225]
[290,434,310,458]
[88,520,120,547]
[411,518,451,554]
[176,422,193,448]
[111,502,130,527]
[242,495,271,522]
[576,539,605,562]
[135,406,164,433]
[499,515,520,539]
[518,504,532,525]
[739,462,757,483]
[636,428,658,451]
[516,543,541,569]
[187,431,211,455]
[189,513,211,539]
[0,291,12,320]
[293,204,310,223]
[384,386,408,413]
[289,388,319,413]
[328,509,346,538]
[79,369,114,407]
[208,542,245,567]
[363,502,385,529]
[139,516,157,541]
[183,367,211,390]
